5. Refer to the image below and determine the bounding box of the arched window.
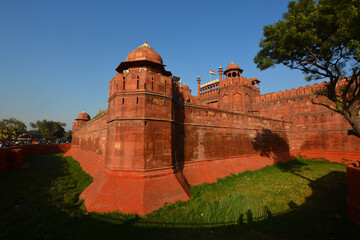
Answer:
[232,72,237,78]
[228,73,231,77]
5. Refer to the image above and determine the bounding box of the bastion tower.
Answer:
[80,41,189,213]
[106,41,174,172]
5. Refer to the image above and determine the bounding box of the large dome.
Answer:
[126,41,163,65]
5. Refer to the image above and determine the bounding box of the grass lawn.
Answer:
[0,154,359,239]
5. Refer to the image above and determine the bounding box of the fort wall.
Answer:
[66,43,360,214]
[252,79,360,163]
[72,110,109,158]
[172,102,291,185]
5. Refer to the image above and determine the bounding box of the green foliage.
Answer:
[254,0,360,80]
[30,120,66,140]
[64,130,72,141]
[254,0,360,137]
[27,130,43,140]
[0,118,27,140]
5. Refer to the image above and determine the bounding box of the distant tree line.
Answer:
[0,118,71,141]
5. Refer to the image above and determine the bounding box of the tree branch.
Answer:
[309,97,342,114]
[306,46,319,64]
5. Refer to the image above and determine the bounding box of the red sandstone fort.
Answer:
[65,41,360,214]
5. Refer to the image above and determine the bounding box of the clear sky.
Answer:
[0,0,312,130]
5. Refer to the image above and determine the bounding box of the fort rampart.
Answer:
[66,42,360,214]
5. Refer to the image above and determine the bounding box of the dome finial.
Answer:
[140,40,150,48]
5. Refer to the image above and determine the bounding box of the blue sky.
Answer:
[0,0,311,130]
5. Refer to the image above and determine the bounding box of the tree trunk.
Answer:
[344,108,360,137]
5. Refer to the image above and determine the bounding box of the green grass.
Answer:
[0,154,359,239]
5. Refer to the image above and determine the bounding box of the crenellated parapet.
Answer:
[255,78,348,103]
[220,76,260,90]
[198,79,220,98]
[197,76,260,101]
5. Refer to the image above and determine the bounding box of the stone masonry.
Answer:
[65,41,360,214]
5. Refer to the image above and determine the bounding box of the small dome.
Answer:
[225,62,241,72]
[224,62,243,75]
[76,110,90,121]
[126,41,163,65]
[182,84,190,90]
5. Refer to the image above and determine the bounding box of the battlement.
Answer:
[219,76,260,90]
[200,79,219,88]
[255,78,348,103]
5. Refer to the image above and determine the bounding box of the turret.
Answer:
[105,41,173,173]
[224,62,243,78]
[74,110,90,128]
[197,76,201,96]
[219,66,223,82]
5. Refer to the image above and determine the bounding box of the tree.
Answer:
[27,130,43,140]
[0,118,27,140]
[30,120,66,140]
[64,130,72,141]
[254,0,360,137]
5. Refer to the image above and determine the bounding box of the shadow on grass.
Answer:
[275,158,314,182]
[1,155,360,240]
[0,154,90,239]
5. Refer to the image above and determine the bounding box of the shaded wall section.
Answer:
[172,103,292,185]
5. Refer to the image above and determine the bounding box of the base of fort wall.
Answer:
[291,151,360,164]
[65,147,190,214]
[182,153,292,186]
[65,146,295,214]
[66,143,360,214]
